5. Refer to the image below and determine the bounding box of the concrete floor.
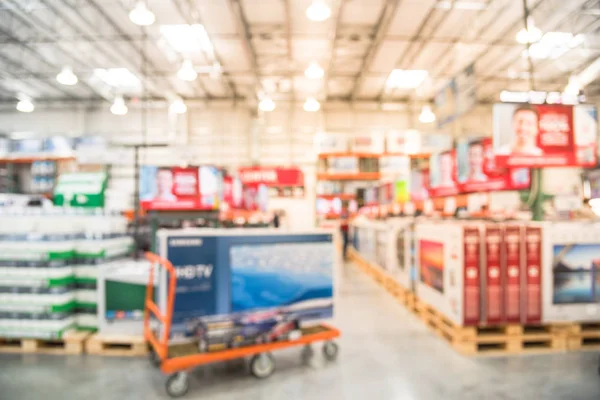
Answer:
[2,262,600,400]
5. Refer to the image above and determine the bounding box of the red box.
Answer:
[483,225,504,325]
[524,226,542,324]
[503,225,522,323]
[463,226,481,326]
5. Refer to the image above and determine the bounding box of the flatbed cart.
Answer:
[144,252,341,398]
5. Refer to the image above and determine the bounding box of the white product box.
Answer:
[415,221,482,326]
[385,218,414,290]
[541,221,600,323]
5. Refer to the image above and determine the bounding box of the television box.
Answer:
[481,224,504,325]
[541,222,600,323]
[415,221,482,326]
[385,218,414,290]
[373,221,389,269]
[503,224,524,324]
[158,229,335,341]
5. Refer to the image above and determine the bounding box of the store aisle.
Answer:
[1,262,599,400]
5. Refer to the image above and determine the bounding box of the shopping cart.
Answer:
[144,252,341,398]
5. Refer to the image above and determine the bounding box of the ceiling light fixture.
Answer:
[259,97,276,112]
[419,105,436,124]
[56,66,78,86]
[110,95,128,116]
[159,24,214,57]
[305,62,324,79]
[16,98,34,113]
[303,97,321,112]
[386,69,429,89]
[516,16,542,44]
[169,98,187,114]
[129,1,155,26]
[306,0,331,22]
[177,59,197,81]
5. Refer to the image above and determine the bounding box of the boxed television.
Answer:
[385,218,414,290]
[415,221,482,326]
[157,229,336,343]
[541,221,600,323]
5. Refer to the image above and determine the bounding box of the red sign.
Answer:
[239,167,304,187]
[140,166,220,211]
[493,104,597,167]
[429,150,459,197]
[457,138,530,193]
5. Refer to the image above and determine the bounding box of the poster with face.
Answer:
[493,103,597,167]
[457,138,530,192]
[429,150,459,197]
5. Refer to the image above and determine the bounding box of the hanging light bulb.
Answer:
[16,98,34,113]
[306,0,331,22]
[177,59,197,81]
[110,95,128,116]
[303,97,321,112]
[259,97,276,112]
[565,76,581,96]
[169,98,187,114]
[304,62,324,79]
[419,105,436,123]
[516,16,542,44]
[129,1,155,26]
[56,66,78,86]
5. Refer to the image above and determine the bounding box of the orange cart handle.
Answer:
[144,251,177,361]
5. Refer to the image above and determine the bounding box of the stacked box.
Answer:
[385,218,414,289]
[541,222,600,323]
[415,222,482,326]
[0,208,133,338]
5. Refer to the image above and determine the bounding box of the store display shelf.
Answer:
[317,172,381,181]
[0,330,90,355]
[0,155,75,163]
[317,193,356,200]
[317,152,430,159]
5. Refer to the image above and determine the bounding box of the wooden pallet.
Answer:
[415,300,568,356]
[563,322,600,351]
[0,330,90,355]
[86,334,148,356]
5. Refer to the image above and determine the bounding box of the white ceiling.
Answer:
[1,0,600,105]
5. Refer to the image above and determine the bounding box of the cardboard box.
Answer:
[482,224,504,325]
[503,224,523,323]
[524,225,543,324]
[386,218,414,290]
[415,222,482,326]
[541,222,600,323]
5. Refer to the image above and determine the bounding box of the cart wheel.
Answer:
[250,353,275,379]
[322,341,339,361]
[149,349,161,368]
[301,344,314,364]
[165,372,189,398]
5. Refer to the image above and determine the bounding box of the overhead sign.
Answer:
[456,138,530,193]
[139,166,221,211]
[238,167,304,187]
[435,63,477,127]
[493,103,597,167]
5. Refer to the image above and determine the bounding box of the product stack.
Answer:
[0,208,133,339]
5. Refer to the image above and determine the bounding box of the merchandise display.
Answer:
[0,208,134,337]
[157,229,335,342]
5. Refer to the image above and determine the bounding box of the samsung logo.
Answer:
[169,238,203,247]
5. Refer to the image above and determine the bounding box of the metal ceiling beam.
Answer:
[350,0,401,100]
[477,0,595,99]
[228,0,263,97]
[81,0,195,99]
[283,0,295,100]
[323,0,345,100]
[169,0,239,98]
